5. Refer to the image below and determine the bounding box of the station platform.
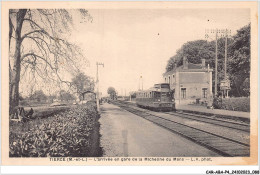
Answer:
[176,104,250,119]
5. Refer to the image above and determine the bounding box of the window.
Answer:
[181,88,186,99]
[169,76,171,84]
[202,88,207,98]
[154,92,160,98]
[165,78,167,83]
[162,92,171,97]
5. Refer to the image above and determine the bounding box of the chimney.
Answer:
[202,59,205,68]
[183,56,188,69]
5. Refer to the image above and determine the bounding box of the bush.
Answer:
[213,97,250,112]
[9,103,99,157]
[213,97,222,109]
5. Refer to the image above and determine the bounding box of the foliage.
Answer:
[47,95,56,103]
[107,87,117,100]
[165,24,250,97]
[58,90,75,102]
[166,40,215,71]
[29,90,47,102]
[71,72,94,100]
[213,97,250,112]
[242,78,250,96]
[228,24,250,97]
[165,39,226,95]
[107,87,116,94]
[212,97,223,109]
[9,103,99,157]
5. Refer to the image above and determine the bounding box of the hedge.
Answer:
[9,103,101,157]
[213,97,250,112]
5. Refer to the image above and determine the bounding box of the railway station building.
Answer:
[163,57,213,105]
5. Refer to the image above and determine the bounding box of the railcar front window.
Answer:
[161,92,171,97]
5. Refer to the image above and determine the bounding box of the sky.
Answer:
[19,8,250,97]
[68,8,250,97]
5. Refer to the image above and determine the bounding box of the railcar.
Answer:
[136,83,175,111]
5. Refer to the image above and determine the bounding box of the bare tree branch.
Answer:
[9,9,92,111]
[21,52,73,86]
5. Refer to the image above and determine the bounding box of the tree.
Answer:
[29,90,47,102]
[165,24,250,97]
[47,95,56,103]
[9,9,92,113]
[165,36,237,95]
[165,39,224,95]
[71,72,94,100]
[59,90,75,102]
[165,40,216,72]
[228,24,250,97]
[107,87,117,100]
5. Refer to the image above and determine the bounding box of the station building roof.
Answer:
[163,62,213,76]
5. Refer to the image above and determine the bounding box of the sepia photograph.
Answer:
[1,1,258,169]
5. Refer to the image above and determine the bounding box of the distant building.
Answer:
[82,91,96,102]
[163,56,213,104]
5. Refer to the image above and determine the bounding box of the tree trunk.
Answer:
[9,9,27,114]
[9,14,12,49]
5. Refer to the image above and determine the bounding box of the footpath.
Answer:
[176,104,250,122]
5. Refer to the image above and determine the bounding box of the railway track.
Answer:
[116,100,250,132]
[166,111,250,132]
[112,101,250,157]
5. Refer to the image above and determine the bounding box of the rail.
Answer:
[112,100,250,157]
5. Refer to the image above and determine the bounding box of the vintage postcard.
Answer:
[1,1,259,168]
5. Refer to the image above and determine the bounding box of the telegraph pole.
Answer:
[96,62,104,112]
[215,29,218,97]
[224,31,227,80]
[220,29,230,81]
[205,28,231,97]
[141,75,143,90]
[139,75,143,91]
[223,29,231,79]
[138,79,140,91]
[224,29,231,97]
[205,29,219,97]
